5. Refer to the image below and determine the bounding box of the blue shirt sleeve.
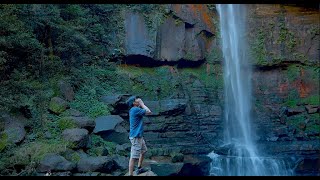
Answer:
[137,108,147,116]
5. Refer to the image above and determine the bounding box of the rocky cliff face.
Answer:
[247,5,319,176]
[122,4,216,65]
[107,4,319,175]
[247,4,319,66]
[1,4,317,176]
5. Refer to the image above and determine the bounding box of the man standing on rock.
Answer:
[126,96,152,176]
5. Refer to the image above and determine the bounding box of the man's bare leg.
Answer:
[129,158,136,176]
[137,152,145,168]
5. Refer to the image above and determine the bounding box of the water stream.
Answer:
[208,4,293,176]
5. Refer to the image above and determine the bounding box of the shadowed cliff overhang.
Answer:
[123,55,205,68]
[285,3,319,10]
[253,60,308,71]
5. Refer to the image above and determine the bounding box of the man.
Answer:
[126,96,152,176]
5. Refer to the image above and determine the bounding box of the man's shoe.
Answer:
[134,167,149,175]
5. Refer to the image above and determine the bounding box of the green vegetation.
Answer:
[179,64,224,91]
[206,4,216,11]
[287,113,319,137]
[185,51,197,60]
[69,65,117,118]
[170,152,184,163]
[70,152,81,163]
[128,4,168,41]
[0,139,69,175]
[0,133,8,152]
[306,114,320,133]
[276,20,297,52]
[282,94,319,109]
[205,48,223,63]
[286,64,300,82]
[0,3,318,176]
[174,17,184,26]
[116,65,178,100]
[87,134,117,156]
[48,98,68,114]
[287,114,306,128]
[282,65,319,108]
[283,89,300,108]
[70,84,111,118]
[306,124,320,134]
[301,95,320,106]
[115,63,224,102]
[251,28,268,65]
[58,117,77,130]
[249,10,309,66]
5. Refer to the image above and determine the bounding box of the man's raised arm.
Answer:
[137,98,152,115]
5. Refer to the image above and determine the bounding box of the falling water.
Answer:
[208,4,293,176]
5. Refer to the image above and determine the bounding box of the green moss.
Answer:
[0,133,8,152]
[284,66,319,107]
[49,98,67,114]
[68,65,116,118]
[48,74,67,97]
[276,20,297,53]
[170,152,184,163]
[283,90,300,108]
[308,25,320,36]
[58,117,77,130]
[306,113,320,133]
[250,14,301,66]
[116,65,178,99]
[251,28,268,65]
[287,113,319,135]
[117,65,155,77]
[306,124,320,133]
[70,86,110,118]
[0,139,69,171]
[309,113,320,123]
[205,48,223,63]
[145,147,165,157]
[87,134,116,156]
[184,52,196,60]
[174,17,184,26]
[179,64,224,91]
[284,99,298,108]
[287,114,306,127]
[301,95,320,106]
[292,52,308,63]
[206,4,216,11]
[70,152,81,163]
[286,65,300,82]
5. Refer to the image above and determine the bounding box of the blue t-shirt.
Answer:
[129,107,146,138]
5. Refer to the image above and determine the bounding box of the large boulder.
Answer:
[1,114,26,144]
[93,115,124,133]
[49,97,69,115]
[93,115,128,144]
[100,94,131,117]
[59,116,95,132]
[37,153,75,172]
[62,128,89,149]
[150,162,184,176]
[111,155,129,171]
[77,156,116,173]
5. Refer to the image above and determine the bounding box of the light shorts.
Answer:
[129,137,147,159]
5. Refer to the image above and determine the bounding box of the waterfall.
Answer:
[208,4,293,176]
